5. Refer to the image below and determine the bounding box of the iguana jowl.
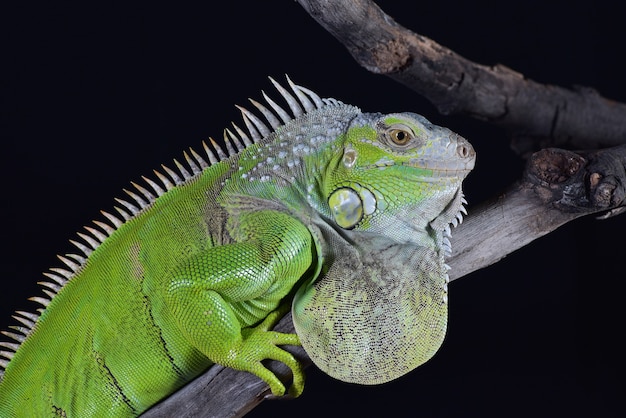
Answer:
[0,77,475,416]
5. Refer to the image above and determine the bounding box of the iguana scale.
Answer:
[0,77,475,416]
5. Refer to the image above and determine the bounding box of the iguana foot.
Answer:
[234,309,304,397]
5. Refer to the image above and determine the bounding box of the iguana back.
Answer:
[0,170,228,414]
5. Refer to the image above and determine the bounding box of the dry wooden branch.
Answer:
[296,0,626,152]
[143,144,626,416]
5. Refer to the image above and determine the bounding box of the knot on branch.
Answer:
[362,38,411,74]
[524,147,626,215]
[588,172,620,208]
[526,148,584,184]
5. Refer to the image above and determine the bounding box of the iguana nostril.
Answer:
[457,144,470,158]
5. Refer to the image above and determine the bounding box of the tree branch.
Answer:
[295,0,626,152]
[143,143,626,416]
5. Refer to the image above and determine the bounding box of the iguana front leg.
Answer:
[163,210,313,397]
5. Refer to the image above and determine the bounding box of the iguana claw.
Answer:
[237,309,305,397]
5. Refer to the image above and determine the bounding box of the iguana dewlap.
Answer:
[0,77,475,416]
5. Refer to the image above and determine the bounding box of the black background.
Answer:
[1,1,624,417]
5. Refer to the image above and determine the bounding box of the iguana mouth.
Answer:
[369,159,473,179]
[403,160,474,176]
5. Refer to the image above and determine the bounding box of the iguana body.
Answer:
[0,77,475,416]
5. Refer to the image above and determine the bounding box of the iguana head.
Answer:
[294,111,475,386]
[324,112,475,246]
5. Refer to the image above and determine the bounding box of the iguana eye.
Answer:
[387,128,413,146]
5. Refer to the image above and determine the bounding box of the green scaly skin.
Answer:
[0,77,475,416]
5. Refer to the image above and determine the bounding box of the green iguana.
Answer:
[0,76,475,416]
